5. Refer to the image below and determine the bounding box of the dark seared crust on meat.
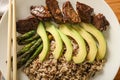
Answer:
[16,16,40,34]
[76,2,93,23]
[30,6,52,21]
[92,13,109,31]
[62,1,80,23]
[46,0,63,23]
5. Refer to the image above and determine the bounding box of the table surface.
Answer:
[0,0,120,80]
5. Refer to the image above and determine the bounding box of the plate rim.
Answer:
[0,0,120,79]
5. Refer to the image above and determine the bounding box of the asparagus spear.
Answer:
[17,40,37,57]
[17,30,36,43]
[18,34,40,45]
[25,44,43,67]
[17,38,42,68]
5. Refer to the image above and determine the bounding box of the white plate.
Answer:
[0,0,120,80]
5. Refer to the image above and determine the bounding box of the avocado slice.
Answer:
[59,24,87,64]
[80,22,106,60]
[37,22,49,62]
[45,22,63,59]
[72,25,97,62]
[57,29,73,61]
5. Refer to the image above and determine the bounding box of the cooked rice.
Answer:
[23,40,105,80]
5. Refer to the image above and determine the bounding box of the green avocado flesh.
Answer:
[72,25,98,62]
[59,24,87,64]
[36,22,106,63]
[37,22,49,62]
[45,22,63,59]
[80,22,107,60]
[57,29,73,61]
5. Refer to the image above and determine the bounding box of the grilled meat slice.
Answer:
[92,13,109,31]
[62,1,80,23]
[46,0,63,23]
[30,6,52,21]
[76,2,93,23]
[16,16,39,34]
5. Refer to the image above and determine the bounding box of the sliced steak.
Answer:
[92,13,109,31]
[62,1,80,23]
[16,16,40,34]
[76,2,93,23]
[30,5,52,21]
[46,0,63,23]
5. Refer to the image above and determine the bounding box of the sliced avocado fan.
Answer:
[59,24,87,64]
[45,22,63,59]
[80,22,107,60]
[57,29,73,61]
[37,22,49,62]
[72,25,97,62]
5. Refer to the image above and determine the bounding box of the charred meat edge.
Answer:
[46,0,63,23]
[62,1,81,23]
[76,2,93,23]
[16,16,39,34]
[92,13,109,31]
[30,5,52,21]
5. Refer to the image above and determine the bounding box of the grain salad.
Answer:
[23,39,105,80]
